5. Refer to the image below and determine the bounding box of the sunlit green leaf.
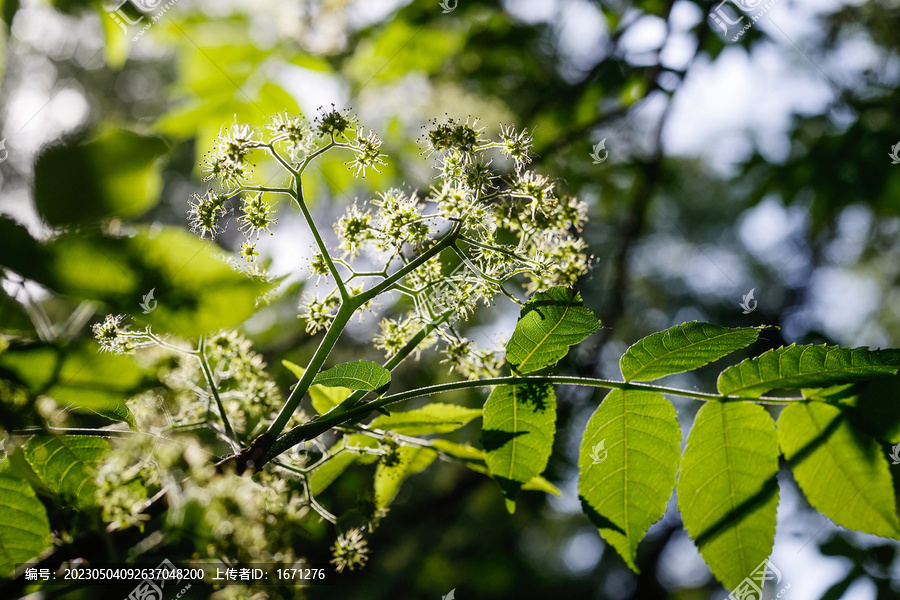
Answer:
[283,360,353,414]
[717,344,900,397]
[827,376,900,444]
[430,440,561,496]
[345,20,464,86]
[307,435,379,496]
[0,462,51,577]
[506,287,600,374]
[374,445,437,508]
[369,403,482,436]
[482,382,556,509]
[98,2,130,69]
[677,402,779,589]
[24,436,109,509]
[778,402,900,539]
[578,390,681,571]
[620,322,762,382]
[313,361,391,393]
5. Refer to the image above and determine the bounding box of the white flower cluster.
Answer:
[329,116,591,369]
[190,106,387,262]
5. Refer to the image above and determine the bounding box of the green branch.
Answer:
[265,375,806,462]
[367,377,807,409]
[266,310,454,460]
[356,223,463,303]
[197,336,238,446]
[291,176,350,301]
[266,304,356,438]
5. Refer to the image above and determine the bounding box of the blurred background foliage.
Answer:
[1,0,899,598]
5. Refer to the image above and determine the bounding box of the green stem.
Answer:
[262,143,299,175]
[266,304,356,438]
[10,427,136,438]
[239,185,293,195]
[357,224,463,303]
[266,310,453,460]
[369,376,807,408]
[266,375,805,462]
[265,225,460,450]
[291,177,350,301]
[197,337,239,446]
[458,235,541,267]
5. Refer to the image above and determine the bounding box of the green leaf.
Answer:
[430,440,561,497]
[778,403,900,539]
[369,403,482,436]
[677,402,779,589]
[1,0,20,31]
[374,446,437,508]
[312,361,391,393]
[0,341,147,411]
[506,287,600,374]
[482,382,557,506]
[521,475,562,496]
[97,2,129,70]
[578,390,681,571]
[43,228,273,336]
[717,344,900,398]
[0,463,51,577]
[92,403,138,431]
[833,376,900,444]
[0,217,52,287]
[430,439,485,462]
[34,128,168,226]
[283,360,352,414]
[620,322,763,382]
[307,435,379,496]
[24,436,109,509]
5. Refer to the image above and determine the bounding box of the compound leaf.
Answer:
[717,344,900,398]
[506,287,600,374]
[312,361,391,393]
[578,390,681,571]
[677,402,779,590]
[778,403,900,539]
[621,322,762,382]
[482,382,557,509]
[24,436,109,509]
[0,463,51,577]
